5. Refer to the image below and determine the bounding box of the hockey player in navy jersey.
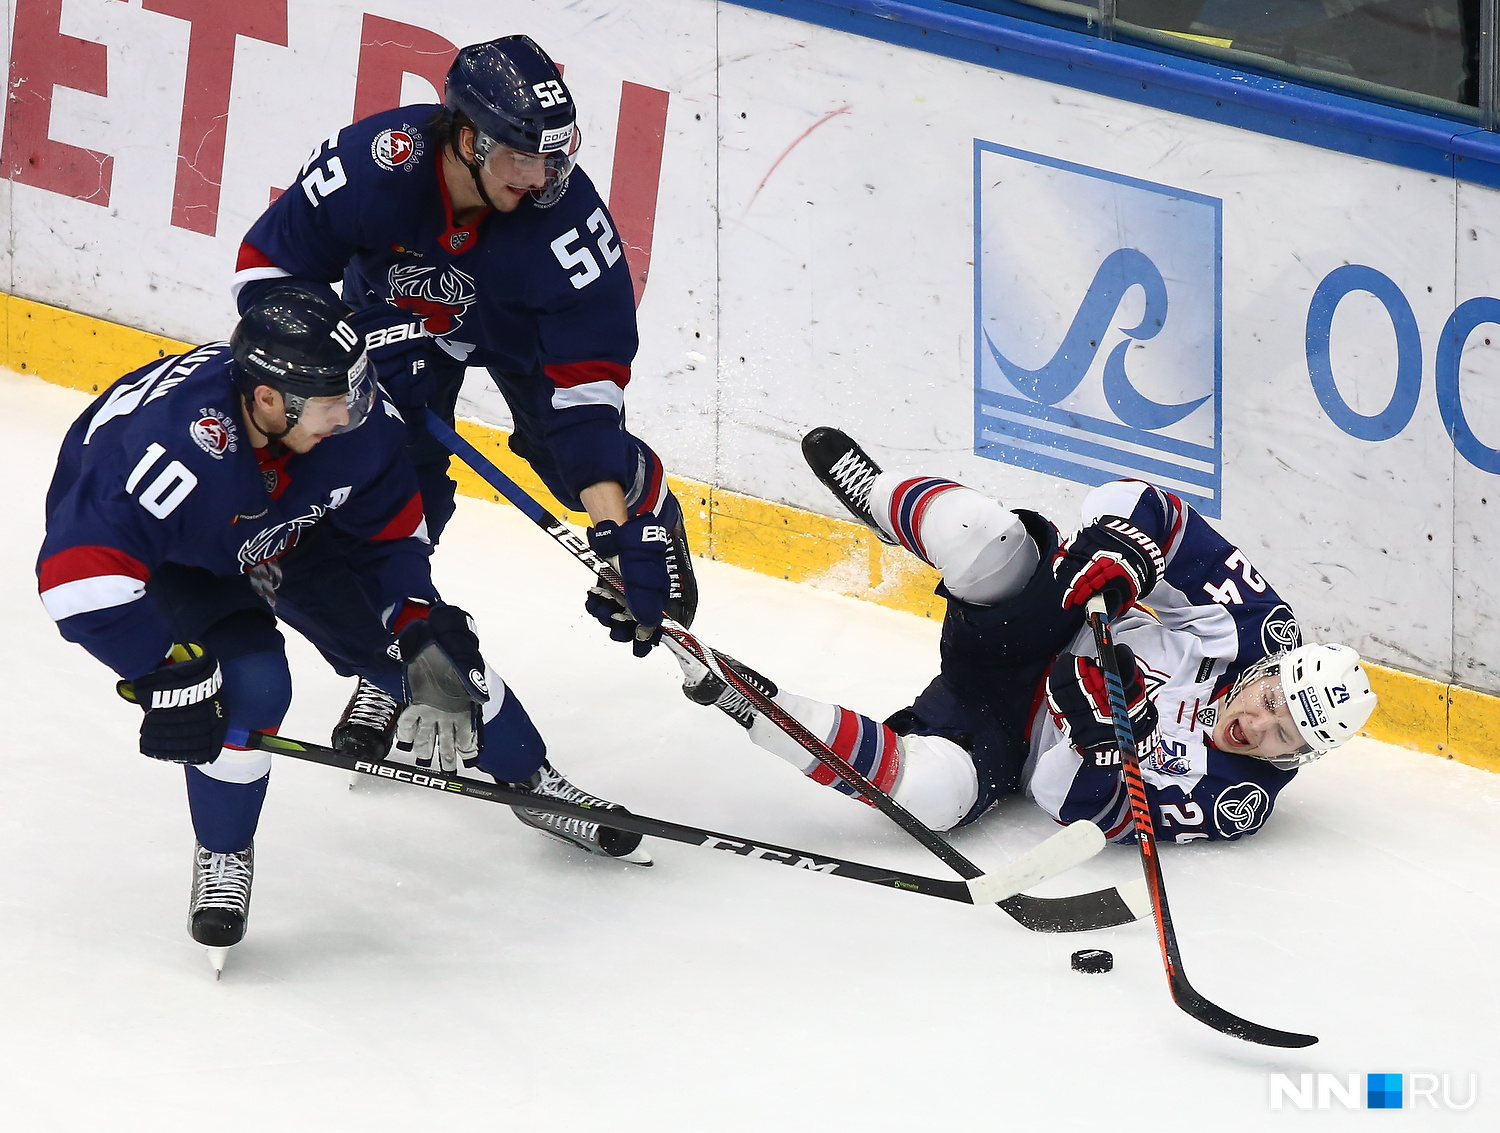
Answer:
[37,285,649,974]
[674,428,1377,846]
[233,34,696,755]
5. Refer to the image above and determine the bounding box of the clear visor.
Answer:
[286,354,375,437]
[1227,672,1318,770]
[476,129,580,202]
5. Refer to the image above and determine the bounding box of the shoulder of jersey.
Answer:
[523,164,606,224]
[345,104,442,178]
[88,344,239,449]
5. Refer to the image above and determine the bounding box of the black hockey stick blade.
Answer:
[1087,597,1317,1048]
[250,731,1141,931]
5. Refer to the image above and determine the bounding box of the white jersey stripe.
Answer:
[229,264,292,302]
[551,380,625,412]
[41,574,147,621]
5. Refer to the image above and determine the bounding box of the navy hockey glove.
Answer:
[1046,647,1158,764]
[587,516,672,657]
[1052,517,1165,615]
[117,644,229,765]
[348,302,445,405]
[395,603,489,772]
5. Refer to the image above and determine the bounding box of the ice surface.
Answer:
[3,372,1496,1130]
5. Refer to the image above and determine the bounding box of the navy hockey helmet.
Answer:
[230,285,375,436]
[443,35,579,206]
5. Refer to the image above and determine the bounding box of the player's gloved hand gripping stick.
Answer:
[395,603,490,772]
[1085,594,1317,1048]
[424,411,1148,933]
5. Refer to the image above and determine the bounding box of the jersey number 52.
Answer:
[550,209,622,289]
[299,131,347,208]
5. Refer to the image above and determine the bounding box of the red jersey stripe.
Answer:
[545,359,631,390]
[38,545,150,591]
[373,493,426,542]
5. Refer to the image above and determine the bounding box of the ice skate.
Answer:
[666,636,778,729]
[511,763,652,865]
[801,427,897,543]
[189,841,254,979]
[332,677,401,760]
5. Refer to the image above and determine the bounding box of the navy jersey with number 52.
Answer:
[233,106,640,497]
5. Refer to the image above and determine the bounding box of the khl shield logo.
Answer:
[973,143,1222,515]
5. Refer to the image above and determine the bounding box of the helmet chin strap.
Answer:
[243,393,299,456]
[459,132,502,212]
[464,156,502,212]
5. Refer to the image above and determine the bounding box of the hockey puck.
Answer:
[1070,948,1113,974]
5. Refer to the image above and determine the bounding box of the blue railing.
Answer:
[726,0,1500,188]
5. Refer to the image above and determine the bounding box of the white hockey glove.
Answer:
[394,604,490,772]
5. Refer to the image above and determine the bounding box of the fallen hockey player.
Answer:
[673,428,1377,844]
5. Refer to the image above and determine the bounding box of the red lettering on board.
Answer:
[1,0,113,205]
[352,15,456,121]
[144,0,288,235]
[608,82,670,309]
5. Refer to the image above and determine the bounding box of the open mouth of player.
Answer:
[1226,718,1249,748]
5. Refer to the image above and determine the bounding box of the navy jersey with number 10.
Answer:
[37,345,435,680]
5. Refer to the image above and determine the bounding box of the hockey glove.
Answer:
[117,643,229,765]
[348,301,445,406]
[1052,517,1165,615]
[395,603,489,772]
[586,516,672,657]
[1046,647,1159,764]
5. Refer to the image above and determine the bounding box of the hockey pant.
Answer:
[748,473,1088,827]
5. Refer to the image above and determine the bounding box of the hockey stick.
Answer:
[426,413,1148,933]
[249,731,1103,908]
[1086,595,1317,1048]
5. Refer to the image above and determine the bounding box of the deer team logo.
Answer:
[388,264,477,338]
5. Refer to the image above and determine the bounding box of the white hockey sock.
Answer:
[868,471,1038,605]
[197,746,272,784]
[747,692,901,801]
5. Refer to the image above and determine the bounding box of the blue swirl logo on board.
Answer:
[973,143,1222,516]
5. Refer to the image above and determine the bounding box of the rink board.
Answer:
[6,289,1495,775]
[2,2,1499,733]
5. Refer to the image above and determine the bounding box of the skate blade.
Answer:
[205,946,230,979]
[522,817,653,866]
[616,844,654,866]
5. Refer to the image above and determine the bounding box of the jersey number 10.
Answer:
[126,443,198,519]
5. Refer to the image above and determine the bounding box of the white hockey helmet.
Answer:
[1231,643,1376,769]
[1280,643,1376,752]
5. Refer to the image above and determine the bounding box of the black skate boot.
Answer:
[333,678,401,759]
[801,427,896,544]
[511,763,653,865]
[189,841,254,979]
[666,637,778,730]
